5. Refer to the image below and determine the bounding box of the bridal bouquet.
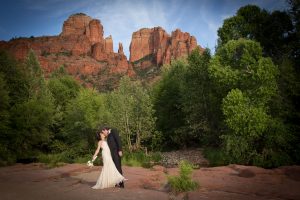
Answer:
[87,156,97,167]
[87,160,94,167]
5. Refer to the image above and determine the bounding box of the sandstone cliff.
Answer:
[0,13,203,91]
[0,13,130,91]
[129,27,203,66]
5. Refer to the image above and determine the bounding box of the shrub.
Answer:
[122,151,162,168]
[203,147,229,167]
[122,151,147,167]
[167,160,199,193]
[37,153,66,168]
[0,145,16,166]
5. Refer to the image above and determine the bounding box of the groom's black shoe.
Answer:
[119,181,124,188]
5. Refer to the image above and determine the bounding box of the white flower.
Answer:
[87,160,94,167]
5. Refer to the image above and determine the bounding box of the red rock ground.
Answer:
[0,163,299,200]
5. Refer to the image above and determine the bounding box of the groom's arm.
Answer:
[112,129,122,152]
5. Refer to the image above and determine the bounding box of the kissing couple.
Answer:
[91,126,126,189]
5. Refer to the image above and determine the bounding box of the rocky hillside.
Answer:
[0,13,203,91]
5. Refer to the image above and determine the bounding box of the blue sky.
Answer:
[0,0,288,57]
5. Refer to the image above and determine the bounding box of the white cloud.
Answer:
[191,2,223,52]
[84,0,171,57]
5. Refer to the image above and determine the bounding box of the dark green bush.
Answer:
[203,147,229,167]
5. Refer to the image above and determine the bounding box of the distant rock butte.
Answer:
[130,27,203,66]
[0,13,203,90]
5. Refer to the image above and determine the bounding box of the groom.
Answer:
[101,126,124,188]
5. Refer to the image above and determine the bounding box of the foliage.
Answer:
[209,39,292,167]
[288,0,300,65]
[0,74,13,165]
[47,67,81,136]
[0,50,55,161]
[26,50,47,98]
[9,50,55,159]
[108,76,157,151]
[217,5,293,59]
[182,48,222,146]
[62,89,109,156]
[37,153,66,168]
[0,73,10,135]
[153,51,222,149]
[0,50,30,104]
[167,160,199,193]
[217,3,300,165]
[152,60,187,149]
[203,147,229,167]
[10,97,55,157]
[122,151,162,168]
[0,51,29,165]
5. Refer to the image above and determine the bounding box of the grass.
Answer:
[37,153,67,168]
[122,151,162,168]
[36,151,98,168]
[36,151,162,168]
[19,150,161,169]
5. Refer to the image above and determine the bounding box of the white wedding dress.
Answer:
[92,140,125,189]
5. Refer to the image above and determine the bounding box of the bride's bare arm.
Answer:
[92,140,102,161]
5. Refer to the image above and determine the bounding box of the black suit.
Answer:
[106,128,124,187]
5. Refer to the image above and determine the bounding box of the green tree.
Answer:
[10,95,55,158]
[217,3,300,164]
[288,0,300,66]
[210,39,291,167]
[108,76,157,151]
[152,60,187,149]
[0,73,12,165]
[26,50,47,98]
[217,5,293,59]
[181,48,221,146]
[63,89,108,156]
[47,66,81,149]
[9,50,55,159]
[0,50,29,104]
[0,50,31,164]
[0,73,10,133]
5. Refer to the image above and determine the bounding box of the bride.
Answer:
[91,132,125,189]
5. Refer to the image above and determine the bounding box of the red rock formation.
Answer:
[92,42,107,61]
[129,27,203,66]
[118,43,124,55]
[0,13,203,90]
[104,36,113,53]
[0,13,129,91]
[60,15,88,36]
[89,19,103,44]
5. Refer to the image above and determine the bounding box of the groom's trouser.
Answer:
[111,149,123,174]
